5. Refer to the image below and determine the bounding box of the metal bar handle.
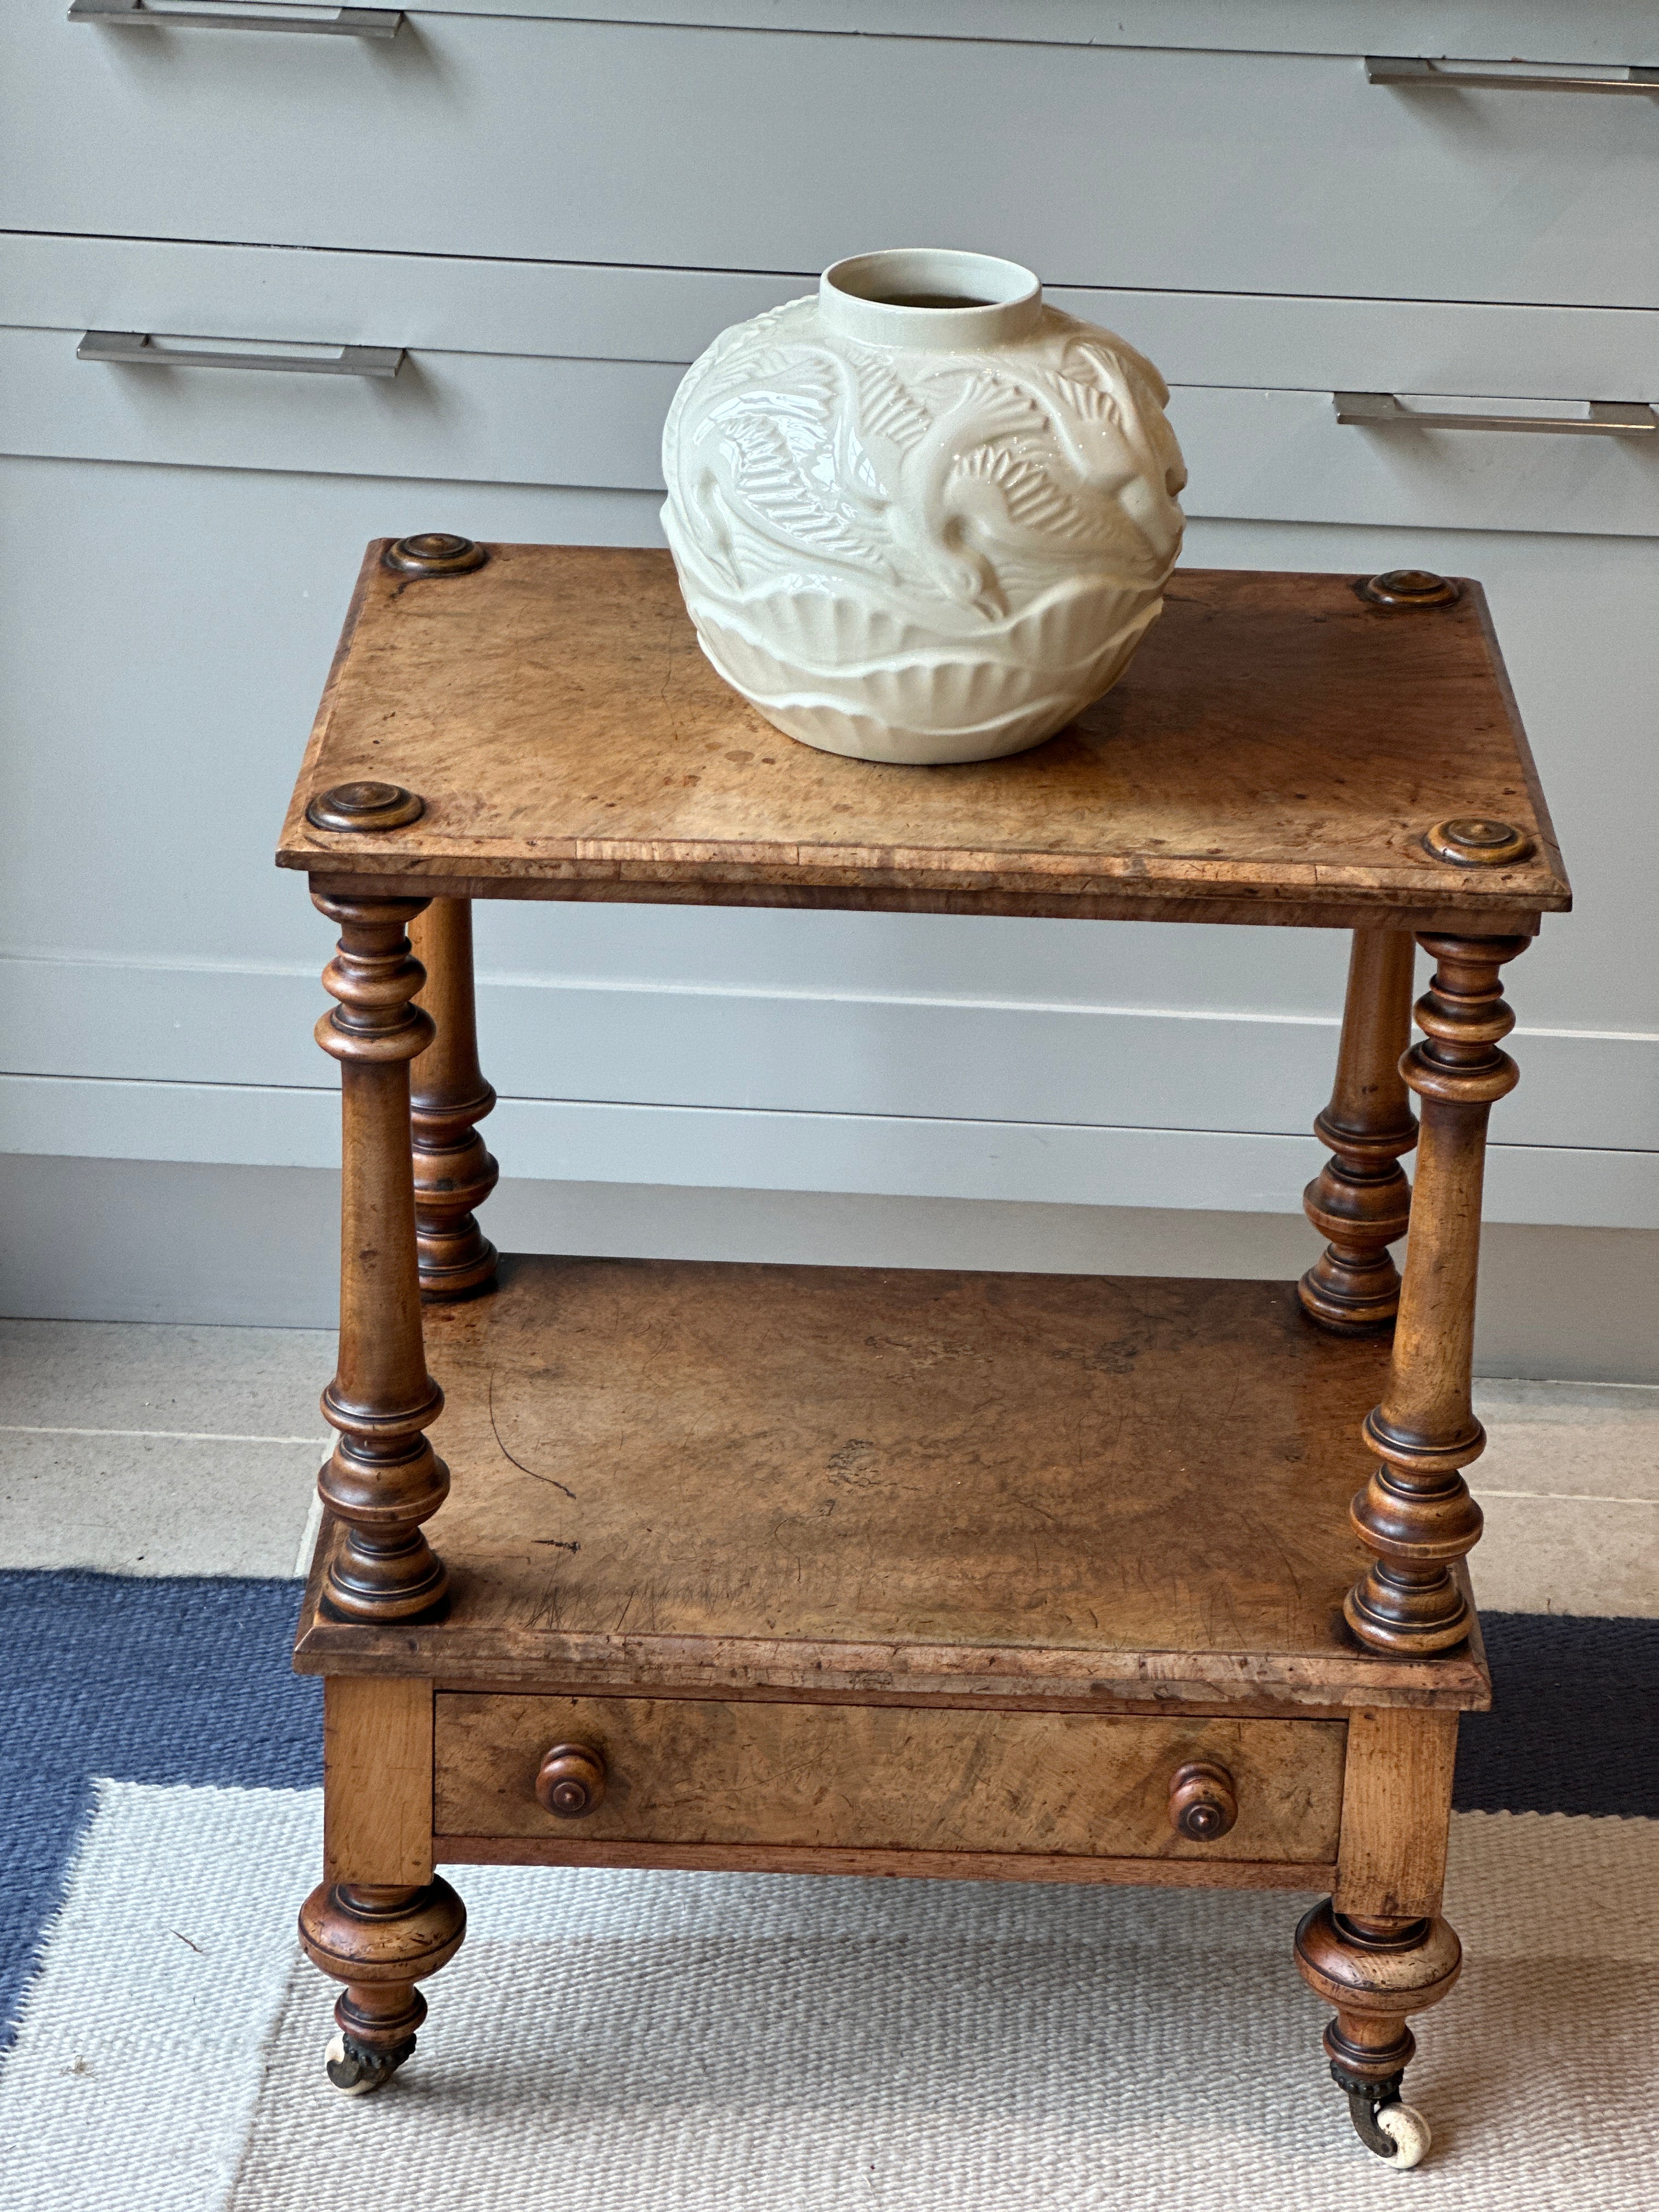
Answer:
[69,0,402,37]
[1367,55,1659,93]
[78,330,404,377]
[1334,391,1658,437]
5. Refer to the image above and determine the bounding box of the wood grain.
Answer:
[313,893,450,1624]
[1333,1707,1460,1922]
[1298,928,1418,1332]
[1347,936,1527,1653]
[276,548,1569,932]
[323,1675,435,1886]
[434,1837,1337,1893]
[295,1256,1491,1713]
[409,897,499,1302]
[434,1692,1346,1864]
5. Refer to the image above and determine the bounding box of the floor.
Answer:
[1,1313,1655,2211]
[2,1316,1654,1612]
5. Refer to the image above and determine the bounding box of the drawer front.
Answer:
[10,319,1657,539]
[0,327,681,496]
[9,233,1659,403]
[433,1694,1346,1865]
[9,14,1656,307]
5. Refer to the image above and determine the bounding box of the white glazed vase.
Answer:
[661,246,1187,766]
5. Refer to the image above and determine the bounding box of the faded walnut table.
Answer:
[276,538,1568,2165]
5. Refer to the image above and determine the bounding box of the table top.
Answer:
[278,543,1569,932]
[296,1256,1490,1713]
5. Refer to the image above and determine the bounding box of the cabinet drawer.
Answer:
[10,323,1656,540]
[10,13,1657,307]
[433,1694,1346,1868]
[3,454,1654,1173]
[0,326,680,496]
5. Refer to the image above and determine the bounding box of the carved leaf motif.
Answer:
[850,353,934,452]
[1048,372,1126,433]
[951,445,1107,545]
[933,368,1049,445]
[710,406,887,571]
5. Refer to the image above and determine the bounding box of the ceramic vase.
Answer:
[661,246,1187,766]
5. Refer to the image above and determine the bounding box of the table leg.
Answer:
[1294,1705,1460,2163]
[1294,1903,1460,2166]
[410,898,499,1301]
[299,1677,465,2094]
[1299,929,1418,1332]
[1345,934,1528,1654]
[313,890,450,1624]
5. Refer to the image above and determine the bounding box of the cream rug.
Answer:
[2,1784,1654,2211]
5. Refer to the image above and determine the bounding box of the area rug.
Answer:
[2,1575,1655,2210]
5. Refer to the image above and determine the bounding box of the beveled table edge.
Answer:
[275,549,1571,928]
[293,864,1558,933]
[293,1523,1494,1713]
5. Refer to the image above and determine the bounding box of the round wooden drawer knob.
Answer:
[535,1742,607,1819]
[1168,1759,1238,1841]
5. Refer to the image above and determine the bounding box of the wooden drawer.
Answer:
[9,12,1657,308]
[433,1694,1346,1871]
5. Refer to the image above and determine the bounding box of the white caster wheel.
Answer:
[324,2029,411,2096]
[1374,2101,1432,2169]
[1339,2076,1434,2166]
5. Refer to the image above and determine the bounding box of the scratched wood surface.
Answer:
[433,1692,1346,1864]
[276,545,1568,930]
[323,1675,434,1887]
[429,1836,1338,1891]
[295,1257,1491,1711]
[1333,1706,1462,1922]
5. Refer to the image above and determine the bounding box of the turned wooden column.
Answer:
[409,898,499,1301]
[1295,1903,1462,2155]
[1345,934,1528,1654]
[314,890,450,1623]
[300,1878,467,2093]
[1300,929,1419,1332]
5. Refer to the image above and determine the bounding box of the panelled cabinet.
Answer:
[2,9,1655,1278]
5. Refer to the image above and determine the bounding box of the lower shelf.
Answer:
[296,1254,1489,1713]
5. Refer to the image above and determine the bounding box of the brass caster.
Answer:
[325,2028,415,2096]
[1335,2066,1434,2168]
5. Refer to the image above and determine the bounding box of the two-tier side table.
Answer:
[276,538,1569,2166]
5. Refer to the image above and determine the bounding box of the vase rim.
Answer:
[819,248,1042,351]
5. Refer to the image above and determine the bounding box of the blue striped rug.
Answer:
[2,1570,1654,2209]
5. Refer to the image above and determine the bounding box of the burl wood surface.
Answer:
[295,1257,1490,1712]
[1334,1707,1460,1922]
[433,1693,1345,1865]
[277,546,1567,931]
[324,1675,434,1887]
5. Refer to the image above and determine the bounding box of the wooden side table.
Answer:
[276,540,1568,2164]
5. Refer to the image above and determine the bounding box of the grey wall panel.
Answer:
[2,469,1651,1237]
[3,1154,1654,1382]
[9,14,1657,304]
[1,1070,1652,1230]
[0,457,664,974]
[1,460,1649,1026]
[2,958,1655,1161]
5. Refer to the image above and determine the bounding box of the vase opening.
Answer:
[872,292,992,309]
[820,248,1042,352]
